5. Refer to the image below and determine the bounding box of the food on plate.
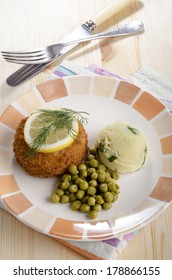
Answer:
[13,108,89,177]
[95,122,148,173]
[24,109,80,153]
[50,148,120,219]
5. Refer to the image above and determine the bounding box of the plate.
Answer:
[0,75,172,241]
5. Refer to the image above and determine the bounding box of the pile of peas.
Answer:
[50,148,120,219]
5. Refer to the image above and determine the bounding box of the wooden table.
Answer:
[0,0,171,260]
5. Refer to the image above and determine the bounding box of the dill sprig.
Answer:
[27,108,89,156]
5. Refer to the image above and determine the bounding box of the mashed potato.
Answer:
[95,122,148,173]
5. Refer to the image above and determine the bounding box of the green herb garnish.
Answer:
[98,138,110,153]
[108,154,118,162]
[99,140,106,152]
[141,146,148,166]
[27,108,89,156]
[127,126,139,135]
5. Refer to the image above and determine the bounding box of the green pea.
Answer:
[115,184,120,194]
[89,148,96,155]
[108,181,116,192]
[75,178,83,185]
[112,193,118,202]
[92,204,102,211]
[72,174,78,181]
[76,190,85,200]
[78,164,87,171]
[89,180,97,187]
[97,164,106,171]
[64,190,70,196]
[50,193,60,203]
[62,174,71,182]
[103,202,112,210]
[60,181,70,190]
[89,159,99,168]
[105,173,112,183]
[87,186,96,196]
[80,204,90,213]
[68,164,79,175]
[91,172,98,180]
[79,180,89,190]
[81,195,89,204]
[79,169,87,179]
[85,160,90,167]
[97,169,105,174]
[87,197,96,206]
[103,192,114,202]
[56,188,64,196]
[111,170,120,180]
[60,195,69,203]
[71,200,81,211]
[98,173,106,183]
[96,195,105,204]
[87,167,96,176]
[69,184,78,193]
[88,210,98,219]
[50,151,120,220]
[69,193,77,202]
[87,154,95,160]
[99,183,108,193]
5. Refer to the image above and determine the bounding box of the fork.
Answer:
[2,20,144,65]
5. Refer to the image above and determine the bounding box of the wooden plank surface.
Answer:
[0,0,171,260]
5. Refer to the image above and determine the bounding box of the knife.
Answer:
[6,0,133,86]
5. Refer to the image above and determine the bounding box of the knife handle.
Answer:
[92,0,133,27]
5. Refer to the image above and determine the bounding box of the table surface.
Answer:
[0,0,172,260]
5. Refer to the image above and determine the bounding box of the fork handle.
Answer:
[92,0,133,27]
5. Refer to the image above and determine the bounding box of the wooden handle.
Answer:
[92,0,133,27]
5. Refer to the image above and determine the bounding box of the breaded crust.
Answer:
[13,117,88,177]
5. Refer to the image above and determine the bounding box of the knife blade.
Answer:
[6,0,133,86]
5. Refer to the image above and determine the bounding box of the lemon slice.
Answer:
[24,110,79,153]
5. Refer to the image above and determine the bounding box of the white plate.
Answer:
[0,75,172,241]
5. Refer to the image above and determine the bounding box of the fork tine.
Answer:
[4,57,50,65]
[4,58,31,65]
[2,54,46,61]
[1,49,44,55]
[2,48,49,64]
[1,50,45,58]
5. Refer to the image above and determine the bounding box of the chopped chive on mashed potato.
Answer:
[95,122,148,173]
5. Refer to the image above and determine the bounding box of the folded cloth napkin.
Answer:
[50,60,172,260]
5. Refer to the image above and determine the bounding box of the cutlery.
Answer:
[4,0,134,86]
[2,21,143,65]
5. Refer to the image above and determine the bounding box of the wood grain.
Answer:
[0,0,172,260]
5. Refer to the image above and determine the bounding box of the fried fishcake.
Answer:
[13,117,88,177]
